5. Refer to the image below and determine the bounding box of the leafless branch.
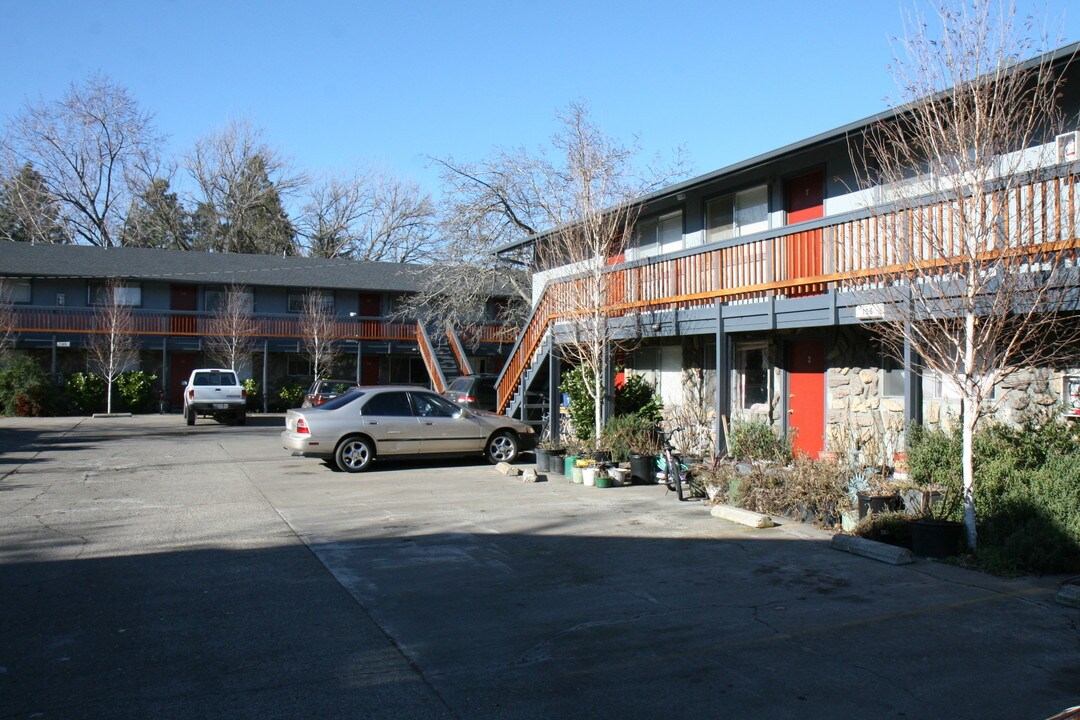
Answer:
[851,0,1077,548]
[85,278,139,413]
[299,291,340,380]
[1,74,163,246]
[204,285,257,370]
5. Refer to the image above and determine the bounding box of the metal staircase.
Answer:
[504,329,553,434]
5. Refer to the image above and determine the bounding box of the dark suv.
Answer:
[302,379,360,408]
[443,374,498,411]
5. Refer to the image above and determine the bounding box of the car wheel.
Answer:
[335,436,374,473]
[186,406,195,426]
[486,431,519,464]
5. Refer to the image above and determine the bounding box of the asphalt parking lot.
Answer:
[1,414,1077,719]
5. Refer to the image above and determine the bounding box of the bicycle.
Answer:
[657,427,691,501]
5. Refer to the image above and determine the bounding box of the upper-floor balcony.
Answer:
[496,165,1080,411]
[7,307,515,345]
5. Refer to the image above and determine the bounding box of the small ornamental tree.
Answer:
[299,291,340,381]
[205,285,256,370]
[85,278,139,414]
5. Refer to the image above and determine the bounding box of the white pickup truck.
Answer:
[182,368,247,425]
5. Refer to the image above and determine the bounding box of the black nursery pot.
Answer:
[910,519,965,558]
[535,447,550,473]
[857,491,902,519]
[630,454,656,485]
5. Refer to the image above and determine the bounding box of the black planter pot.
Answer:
[548,452,566,476]
[535,448,551,473]
[910,519,964,558]
[630,454,656,485]
[857,491,902,519]
[591,451,612,463]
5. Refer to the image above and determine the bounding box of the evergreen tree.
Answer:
[120,178,192,249]
[225,154,297,256]
[0,163,69,243]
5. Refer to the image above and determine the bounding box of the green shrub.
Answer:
[277,383,306,409]
[65,372,106,415]
[729,420,792,463]
[242,378,259,409]
[614,372,663,422]
[115,370,157,413]
[561,365,662,441]
[600,413,661,462]
[0,355,53,416]
[907,422,962,489]
[907,416,1080,574]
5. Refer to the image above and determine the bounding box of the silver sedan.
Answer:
[281,385,537,473]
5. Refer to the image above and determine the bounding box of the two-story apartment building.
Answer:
[0,243,515,410]
[496,42,1080,459]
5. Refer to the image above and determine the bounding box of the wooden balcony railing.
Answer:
[496,170,1080,412]
[8,307,508,346]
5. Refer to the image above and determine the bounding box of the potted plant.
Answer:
[572,456,593,484]
[854,467,902,519]
[563,441,583,480]
[908,484,964,558]
[594,466,614,489]
[536,439,564,474]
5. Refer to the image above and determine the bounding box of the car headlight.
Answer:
[524,426,535,434]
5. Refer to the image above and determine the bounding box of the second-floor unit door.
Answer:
[171,284,197,334]
[785,171,825,297]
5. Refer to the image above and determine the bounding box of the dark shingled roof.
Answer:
[0,242,441,292]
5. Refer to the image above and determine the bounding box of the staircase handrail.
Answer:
[415,320,448,393]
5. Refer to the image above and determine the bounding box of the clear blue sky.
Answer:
[2,0,1078,200]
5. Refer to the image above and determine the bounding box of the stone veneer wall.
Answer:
[824,329,905,464]
[825,329,1072,462]
[923,366,1063,429]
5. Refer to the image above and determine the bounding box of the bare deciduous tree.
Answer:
[1,74,162,246]
[86,279,139,413]
[204,285,256,370]
[419,101,690,375]
[298,167,436,262]
[187,119,304,255]
[300,291,340,381]
[853,1,1079,548]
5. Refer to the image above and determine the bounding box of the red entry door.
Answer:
[169,351,199,407]
[361,356,380,385]
[171,284,197,334]
[785,171,825,297]
[788,339,825,459]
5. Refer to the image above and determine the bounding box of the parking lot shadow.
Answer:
[3,524,1077,720]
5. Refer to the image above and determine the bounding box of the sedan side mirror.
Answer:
[180,380,188,387]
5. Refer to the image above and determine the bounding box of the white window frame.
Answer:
[2,279,31,304]
[706,183,770,244]
[734,343,770,410]
[629,211,683,261]
[288,289,334,314]
[88,281,142,307]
